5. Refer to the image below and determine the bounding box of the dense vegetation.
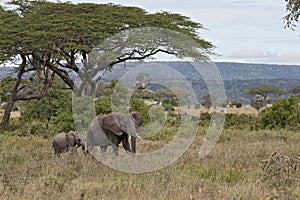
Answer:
[1,79,299,138]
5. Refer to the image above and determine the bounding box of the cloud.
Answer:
[230,49,274,59]
[227,49,300,65]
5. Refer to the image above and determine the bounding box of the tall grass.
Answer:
[1,130,300,199]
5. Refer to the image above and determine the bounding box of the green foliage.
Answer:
[129,98,150,125]
[162,103,175,111]
[95,97,112,115]
[50,108,74,133]
[95,82,113,98]
[155,89,179,108]
[224,113,261,130]
[261,96,299,129]
[0,76,16,102]
[21,78,72,121]
[20,78,73,134]
[132,91,158,100]
[0,1,214,128]
[229,100,242,108]
[0,7,21,62]
[156,87,190,107]
[0,0,213,85]
[284,0,300,29]
[244,84,285,96]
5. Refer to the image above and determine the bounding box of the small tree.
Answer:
[134,72,152,90]
[244,84,285,98]
[201,93,212,109]
[250,94,265,114]
[245,84,285,115]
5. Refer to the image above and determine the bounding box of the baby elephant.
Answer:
[52,131,85,155]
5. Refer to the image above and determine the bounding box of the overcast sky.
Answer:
[2,0,300,64]
[66,0,300,65]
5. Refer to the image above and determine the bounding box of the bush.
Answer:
[162,103,175,111]
[95,97,112,115]
[19,78,74,135]
[224,113,260,130]
[229,100,242,108]
[129,98,150,125]
[261,96,299,130]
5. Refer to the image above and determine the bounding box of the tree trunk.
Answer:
[0,97,16,128]
[0,54,26,129]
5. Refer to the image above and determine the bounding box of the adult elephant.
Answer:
[52,131,85,155]
[86,112,143,155]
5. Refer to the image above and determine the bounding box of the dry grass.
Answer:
[180,105,271,117]
[1,129,300,199]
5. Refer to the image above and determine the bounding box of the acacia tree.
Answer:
[244,84,285,98]
[284,0,300,29]
[245,84,285,115]
[0,0,214,128]
[0,4,56,128]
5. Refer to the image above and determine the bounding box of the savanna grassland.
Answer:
[1,127,300,200]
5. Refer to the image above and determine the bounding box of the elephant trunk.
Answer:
[81,142,86,151]
[131,136,136,153]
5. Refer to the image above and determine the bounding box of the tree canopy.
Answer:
[244,84,285,96]
[1,1,214,92]
[0,0,214,128]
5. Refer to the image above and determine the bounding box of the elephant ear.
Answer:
[101,114,123,136]
[66,131,76,145]
[131,112,143,126]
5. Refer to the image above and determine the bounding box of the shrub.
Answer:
[229,100,242,108]
[95,97,112,115]
[129,98,150,125]
[162,103,175,111]
[261,96,299,129]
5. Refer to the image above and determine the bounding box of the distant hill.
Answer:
[0,67,15,79]
[1,62,300,103]
[100,61,300,81]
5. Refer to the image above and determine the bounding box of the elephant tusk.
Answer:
[136,133,144,141]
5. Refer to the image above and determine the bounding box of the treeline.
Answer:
[1,78,299,139]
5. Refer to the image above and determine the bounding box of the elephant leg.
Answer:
[112,144,119,156]
[121,136,131,152]
[86,141,95,154]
